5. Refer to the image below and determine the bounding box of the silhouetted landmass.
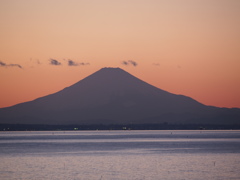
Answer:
[0,67,240,129]
[1,123,240,131]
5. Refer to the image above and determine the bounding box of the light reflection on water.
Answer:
[0,130,240,180]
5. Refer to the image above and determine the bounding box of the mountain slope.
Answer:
[0,67,239,125]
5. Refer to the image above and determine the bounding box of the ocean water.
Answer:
[0,130,240,180]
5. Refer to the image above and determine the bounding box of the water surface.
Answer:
[0,130,239,180]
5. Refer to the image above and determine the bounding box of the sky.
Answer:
[0,0,240,108]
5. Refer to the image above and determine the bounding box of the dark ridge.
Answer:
[1,124,240,131]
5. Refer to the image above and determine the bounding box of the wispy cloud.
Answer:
[153,63,160,66]
[29,58,41,68]
[68,59,90,66]
[0,61,7,66]
[121,60,138,67]
[0,61,22,68]
[122,61,128,65]
[68,59,78,66]
[79,62,90,66]
[49,59,61,65]
[30,58,41,65]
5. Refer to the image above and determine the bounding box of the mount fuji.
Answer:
[0,67,239,127]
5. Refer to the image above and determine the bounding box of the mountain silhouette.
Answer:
[0,67,239,126]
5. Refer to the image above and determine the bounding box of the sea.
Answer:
[0,130,239,180]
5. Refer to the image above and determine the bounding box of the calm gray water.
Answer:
[0,130,240,180]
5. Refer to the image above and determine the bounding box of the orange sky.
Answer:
[0,0,240,108]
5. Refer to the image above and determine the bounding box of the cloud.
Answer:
[49,59,61,65]
[36,59,41,64]
[30,58,41,65]
[153,63,160,66]
[68,59,90,66]
[0,61,6,66]
[79,62,90,65]
[9,63,22,68]
[0,61,22,68]
[68,59,78,66]
[128,60,137,66]
[121,60,138,67]
[29,58,41,68]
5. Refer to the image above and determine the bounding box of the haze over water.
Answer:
[0,130,240,180]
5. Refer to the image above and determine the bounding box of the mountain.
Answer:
[0,67,240,127]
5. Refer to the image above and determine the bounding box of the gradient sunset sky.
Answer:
[0,0,240,108]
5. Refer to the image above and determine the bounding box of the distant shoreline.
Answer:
[1,123,240,131]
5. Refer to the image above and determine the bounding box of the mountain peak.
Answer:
[86,67,134,84]
[97,67,126,74]
[101,67,121,70]
[1,67,239,126]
